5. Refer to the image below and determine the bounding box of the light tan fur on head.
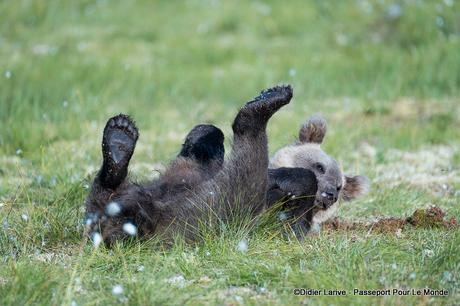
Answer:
[270,115,369,228]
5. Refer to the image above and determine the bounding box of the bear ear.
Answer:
[341,175,370,201]
[298,116,327,144]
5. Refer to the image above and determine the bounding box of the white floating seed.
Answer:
[112,284,124,296]
[237,239,248,253]
[122,223,137,236]
[278,212,288,221]
[106,202,121,216]
[91,232,102,248]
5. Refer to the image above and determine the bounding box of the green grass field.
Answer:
[1,0,459,305]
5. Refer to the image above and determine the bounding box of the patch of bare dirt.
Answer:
[322,206,457,234]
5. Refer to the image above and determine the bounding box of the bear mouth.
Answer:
[314,195,336,210]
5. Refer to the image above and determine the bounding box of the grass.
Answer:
[0,0,459,305]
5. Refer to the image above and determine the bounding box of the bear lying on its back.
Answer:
[85,85,297,245]
[84,86,368,245]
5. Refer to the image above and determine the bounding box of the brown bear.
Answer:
[85,85,306,245]
[270,116,369,232]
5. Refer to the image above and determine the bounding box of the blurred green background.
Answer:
[1,0,459,156]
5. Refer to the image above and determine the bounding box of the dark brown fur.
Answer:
[175,127,320,238]
[85,86,293,245]
[267,167,318,236]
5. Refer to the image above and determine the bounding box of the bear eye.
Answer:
[337,185,342,191]
[314,163,325,174]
